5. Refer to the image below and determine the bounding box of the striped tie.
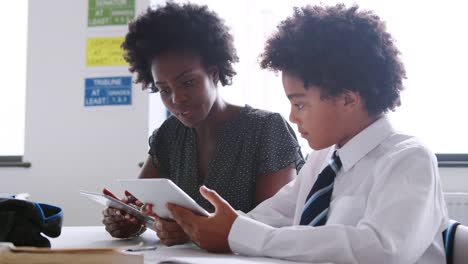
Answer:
[300,151,342,226]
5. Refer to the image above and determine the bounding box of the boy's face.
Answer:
[282,72,346,150]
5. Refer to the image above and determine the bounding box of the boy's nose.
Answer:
[289,111,300,125]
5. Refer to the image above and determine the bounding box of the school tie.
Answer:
[300,151,342,226]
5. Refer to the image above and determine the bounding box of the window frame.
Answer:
[0,156,31,168]
[437,154,468,168]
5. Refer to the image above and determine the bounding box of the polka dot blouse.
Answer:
[148,105,304,213]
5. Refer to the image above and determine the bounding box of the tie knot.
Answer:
[330,151,342,173]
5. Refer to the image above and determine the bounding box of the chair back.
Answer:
[444,219,468,264]
[453,223,468,264]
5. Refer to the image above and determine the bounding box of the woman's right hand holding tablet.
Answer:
[102,189,145,238]
[141,203,190,246]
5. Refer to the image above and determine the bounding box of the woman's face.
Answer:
[151,51,218,128]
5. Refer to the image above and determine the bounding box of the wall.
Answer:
[440,168,468,192]
[1,0,153,226]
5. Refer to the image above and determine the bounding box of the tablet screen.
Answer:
[80,190,156,231]
[118,179,210,219]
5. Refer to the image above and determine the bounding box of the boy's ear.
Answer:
[342,90,360,110]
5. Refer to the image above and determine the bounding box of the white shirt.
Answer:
[228,116,448,264]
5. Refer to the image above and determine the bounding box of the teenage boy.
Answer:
[166,4,448,263]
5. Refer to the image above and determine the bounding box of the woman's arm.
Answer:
[255,164,296,205]
[253,113,303,205]
[138,155,163,179]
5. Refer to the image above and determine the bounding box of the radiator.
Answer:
[444,192,468,225]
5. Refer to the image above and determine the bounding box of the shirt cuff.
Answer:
[235,210,248,217]
[228,214,274,256]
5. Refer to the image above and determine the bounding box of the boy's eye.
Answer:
[294,103,304,110]
[182,79,194,87]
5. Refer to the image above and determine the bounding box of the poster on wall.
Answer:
[84,76,132,107]
[86,37,126,67]
[88,0,135,27]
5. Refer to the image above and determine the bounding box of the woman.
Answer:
[102,2,304,246]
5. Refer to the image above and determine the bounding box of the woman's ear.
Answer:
[208,66,219,84]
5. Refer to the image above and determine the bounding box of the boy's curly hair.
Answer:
[122,2,239,89]
[260,4,406,115]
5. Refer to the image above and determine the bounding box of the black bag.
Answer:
[0,197,63,247]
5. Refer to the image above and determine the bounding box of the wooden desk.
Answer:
[50,226,324,264]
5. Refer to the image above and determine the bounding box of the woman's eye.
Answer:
[148,83,158,93]
[153,85,169,95]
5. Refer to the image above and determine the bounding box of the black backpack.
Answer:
[0,197,63,247]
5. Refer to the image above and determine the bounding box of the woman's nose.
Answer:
[172,91,188,105]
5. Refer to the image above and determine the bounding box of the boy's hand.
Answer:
[167,186,238,253]
[141,204,190,246]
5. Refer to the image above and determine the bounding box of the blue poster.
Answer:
[85,76,132,106]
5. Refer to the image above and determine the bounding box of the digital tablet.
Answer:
[79,190,156,231]
[117,179,210,219]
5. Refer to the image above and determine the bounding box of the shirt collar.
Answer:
[336,115,395,172]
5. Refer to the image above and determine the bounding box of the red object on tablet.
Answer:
[102,188,119,200]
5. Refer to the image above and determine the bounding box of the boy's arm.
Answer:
[229,146,447,263]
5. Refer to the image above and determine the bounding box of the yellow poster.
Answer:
[86,37,126,66]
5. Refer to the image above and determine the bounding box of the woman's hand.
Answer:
[102,189,144,238]
[141,204,190,246]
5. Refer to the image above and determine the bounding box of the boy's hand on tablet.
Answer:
[141,204,190,246]
[168,185,238,253]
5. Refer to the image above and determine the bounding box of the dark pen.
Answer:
[126,245,158,252]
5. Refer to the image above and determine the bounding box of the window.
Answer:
[0,1,28,161]
[149,0,468,165]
